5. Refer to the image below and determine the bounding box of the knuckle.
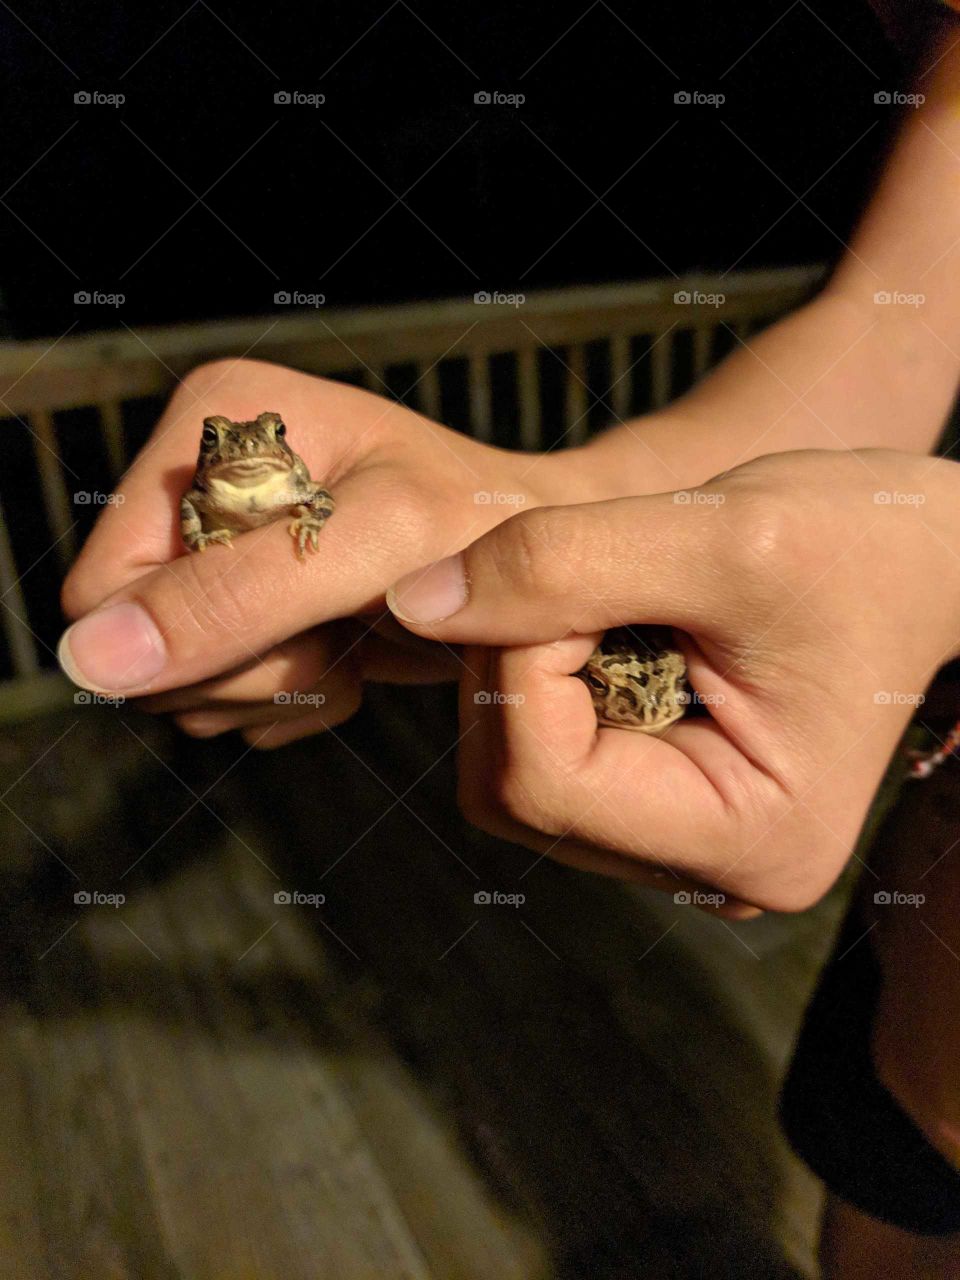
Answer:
[720,488,800,586]
[379,476,435,551]
[726,491,790,562]
[361,470,435,560]
[488,507,584,600]
[163,553,254,644]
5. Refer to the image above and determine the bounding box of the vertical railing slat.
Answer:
[651,331,673,409]
[693,326,713,381]
[609,334,631,422]
[564,344,589,446]
[0,492,40,676]
[417,362,442,422]
[29,410,76,567]
[517,348,541,451]
[98,400,126,482]
[468,353,492,442]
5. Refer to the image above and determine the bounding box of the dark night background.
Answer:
[0,0,908,339]
[0,12,946,1272]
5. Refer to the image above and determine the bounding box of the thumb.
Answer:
[56,468,425,696]
[386,494,735,645]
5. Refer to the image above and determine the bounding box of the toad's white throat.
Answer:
[209,459,292,490]
[206,465,298,509]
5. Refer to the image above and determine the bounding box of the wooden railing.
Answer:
[0,267,823,705]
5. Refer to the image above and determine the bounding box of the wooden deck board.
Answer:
[0,688,850,1278]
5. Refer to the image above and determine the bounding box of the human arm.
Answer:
[386,449,960,911]
[577,22,960,501]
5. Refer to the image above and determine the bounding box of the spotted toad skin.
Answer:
[180,412,334,557]
[578,626,687,733]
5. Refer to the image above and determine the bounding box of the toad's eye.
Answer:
[586,673,606,692]
[275,421,286,438]
[201,426,218,447]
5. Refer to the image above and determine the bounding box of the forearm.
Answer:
[830,22,960,426]
[569,24,960,500]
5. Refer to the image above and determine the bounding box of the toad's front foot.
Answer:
[190,528,235,552]
[289,503,332,557]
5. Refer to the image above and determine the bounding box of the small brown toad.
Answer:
[180,412,334,556]
[578,626,687,733]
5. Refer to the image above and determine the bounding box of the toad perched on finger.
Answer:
[180,412,335,557]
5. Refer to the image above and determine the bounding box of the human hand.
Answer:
[58,359,595,747]
[386,450,960,912]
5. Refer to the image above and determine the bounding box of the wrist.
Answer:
[518,442,645,507]
[920,456,960,662]
[865,452,960,668]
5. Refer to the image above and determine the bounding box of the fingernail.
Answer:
[386,554,467,624]
[58,603,167,692]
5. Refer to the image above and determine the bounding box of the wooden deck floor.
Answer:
[0,685,851,1279]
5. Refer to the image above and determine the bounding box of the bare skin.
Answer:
[386,449,960,911]
[180,411,334,556]
[58,21,960,1277]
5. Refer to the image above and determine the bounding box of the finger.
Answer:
[357,615,463,684]
[483,640,756,889]
[238,697,363,749]
[454,640,761,914]
[57,464,437,696]
[136,626,358,714]
[457,640,675,878]
[386,492,741,646]
[456,644,501,831]
[62,362,386,617]
[174,677,362,740]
